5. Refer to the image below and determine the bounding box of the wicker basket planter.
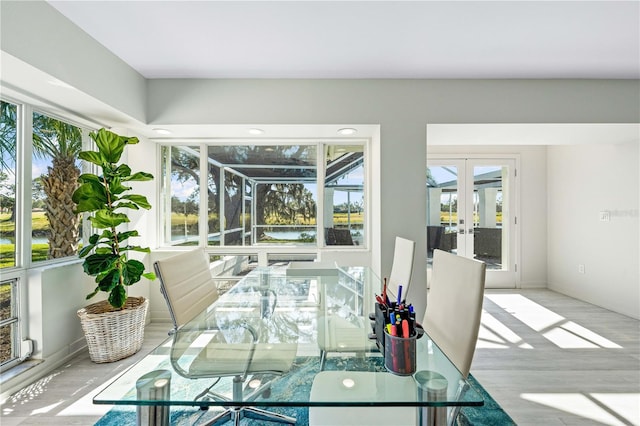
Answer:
[77,296,148,363]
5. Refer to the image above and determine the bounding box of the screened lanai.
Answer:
[161,143,366,249]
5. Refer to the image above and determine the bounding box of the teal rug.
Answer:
[95,356,515,425]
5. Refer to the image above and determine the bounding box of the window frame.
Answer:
[157,138,370,253]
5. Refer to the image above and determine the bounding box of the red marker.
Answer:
[401,319,409,338]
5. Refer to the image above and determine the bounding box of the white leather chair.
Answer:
[423,249,486,379]
[316,237,416,370]
[154,249,297,425]
[386,236,416,302]
[154,248,219,333]
[309,249,486,426]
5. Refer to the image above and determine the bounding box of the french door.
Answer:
[427,157,518,288]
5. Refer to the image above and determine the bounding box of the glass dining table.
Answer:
[94,265,483,425]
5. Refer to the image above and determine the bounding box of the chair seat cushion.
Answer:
[188,341,298,376]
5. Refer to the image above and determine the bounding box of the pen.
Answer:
[397,285,402,306]
[402,319,410,338]
[383,278,387,304]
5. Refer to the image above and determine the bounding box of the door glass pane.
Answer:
[324,145,364,246]
[427,166,459,262]
[0,101,17,269]
[473,165,507,270]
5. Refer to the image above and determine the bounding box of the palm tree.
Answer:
[32,112,83,259]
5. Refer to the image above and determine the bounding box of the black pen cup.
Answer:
[383,329,417,376]
[374,303,387,354]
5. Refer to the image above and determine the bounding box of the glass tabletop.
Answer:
[94,265,483,408]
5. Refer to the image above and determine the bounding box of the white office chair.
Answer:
[423,249,486,379]
[309,249,486,426]
[386,236,416,302]
[154,249,219,334]
[154,249,297,425]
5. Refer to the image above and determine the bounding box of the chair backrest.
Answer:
[387,236,416,301]
[423,249,486,377]
[154,248,219,330]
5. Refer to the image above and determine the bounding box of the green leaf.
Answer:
[113,164,132,178]
[121,245,151,253]
[108,285,127,309]
[109,177,131,195]
[122,259,145,285]
[83,253,119,276]
[77,173,102,185]
[142,272,157,281]
[124,171,154,182]
[98,269,120,292]
[78,244,95,258]
[113,201,140,211]
[119,194,151,210]
[78,151,104,166]
[89,210,129,229]
[91,128,125,164]
[95,247,114,254]
[116,230,139,243]
[86,287,100,300]
[72,181,108,208]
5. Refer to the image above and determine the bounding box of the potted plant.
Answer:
[72,128,156,363]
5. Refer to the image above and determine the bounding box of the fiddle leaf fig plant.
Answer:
[72,128,156,309]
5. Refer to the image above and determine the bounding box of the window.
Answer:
[0,101,17,268]
[1,99,91,370]
[324,145,365,246]
[161,146,200,246]
[31,112,83,262]
[0,278,19,369]
[160,141,367,250]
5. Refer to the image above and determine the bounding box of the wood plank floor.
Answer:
[1,289,638,425]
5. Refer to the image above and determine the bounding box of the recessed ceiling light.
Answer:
[249,128,265,135]
[153,128,172,135]
[338,128,357,135]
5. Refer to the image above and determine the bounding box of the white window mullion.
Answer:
[18,104,32,269]
[199,144,208,247]
[316,142,326,248]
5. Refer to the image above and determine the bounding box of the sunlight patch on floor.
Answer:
[487,294,622,349]
[477,310,533,349]
[521,392,640,426]
[590,393,640,425]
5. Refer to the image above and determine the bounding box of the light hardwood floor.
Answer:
[1,289,638,425]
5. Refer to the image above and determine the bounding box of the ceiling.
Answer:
[47,1,640,79]
[3,1,639,144]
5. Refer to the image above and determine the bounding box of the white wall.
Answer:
[547,142,640,319]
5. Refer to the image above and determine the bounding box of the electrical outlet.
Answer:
[578,264,585,274]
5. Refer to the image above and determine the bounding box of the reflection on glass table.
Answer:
[94,265,483,426]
